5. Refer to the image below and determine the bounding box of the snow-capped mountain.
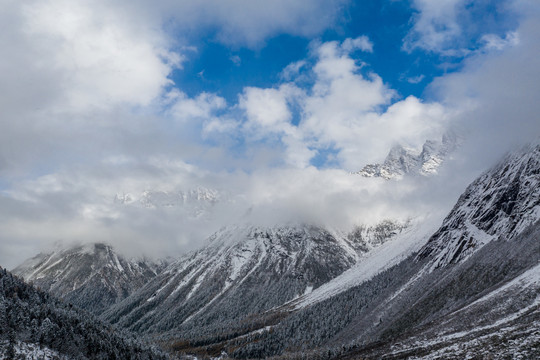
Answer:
[115,186,220,208]
[419,142,540,267]
[0,267,168,359]
[114,186,222,219]
[357,132,460,179]
[157,143,539,359]
[291,216,439,309]
[102,221,406,338]
[12,243,167,313]
[12,143,537,359]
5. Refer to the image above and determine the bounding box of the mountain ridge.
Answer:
[12,242,168,314]
[356,132,460,179]
[102,221,407,339]
[148,142,540,359]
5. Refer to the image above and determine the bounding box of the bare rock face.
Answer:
[419,143,540,267]
[356,132,460,179]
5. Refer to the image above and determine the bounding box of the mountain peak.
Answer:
[419,143,540,268]
[12,242,168,313]
[355,132,461,179]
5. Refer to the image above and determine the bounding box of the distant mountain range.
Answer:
[7,142,540,359]
[356,132,461,179]
[114,186,223,220]
[101,221,407,339]
[12,243,168,314]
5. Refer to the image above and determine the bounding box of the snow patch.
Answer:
[293,217,438,309]
[0,341,69,360]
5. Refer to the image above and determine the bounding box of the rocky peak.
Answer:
[419,143,540,267]
[12,242,167,313]
[356,132,460,179]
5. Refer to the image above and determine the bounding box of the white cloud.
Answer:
[280,60,307,81]
[0,0,347,179]
[428,2,540,169]
[239,84,312,167]
[241,87,292,130]
[341,36,374,53]
[404,0,463,53]
[147,0,348,47]
[0,0,184,178]
[0,157,459,269]
[481,31,520,51]
[1,0,537,273]
[169,90,227,123]
[226,38,448,170]
[21,0,181,110]
[230,55,242,66]
[403,0,518,56]
[406,74,425,84]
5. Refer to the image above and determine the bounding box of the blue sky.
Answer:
[172,0,517,104]
[0,0,539,267]
[173,2,430,104]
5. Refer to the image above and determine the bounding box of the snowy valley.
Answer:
[2,144,538,359]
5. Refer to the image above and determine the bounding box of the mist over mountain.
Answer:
[8,143,539,359]
[356,131,461,180]
[2,0,540,358]
[153,141,538,360]
[101,221,406,336]
[12,243,168,314]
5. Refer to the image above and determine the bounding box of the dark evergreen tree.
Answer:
[0,267,169,359]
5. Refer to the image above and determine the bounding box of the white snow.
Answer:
[396,297,540,359]
[430,220,495,270]
[112,253,124,272]
[0,341,70,360]
[455,262,540,314]
[169,260,210,297]
[293,217,438,309]
[28,257,64,281]
[387,263,540,359]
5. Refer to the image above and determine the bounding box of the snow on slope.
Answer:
[105,225,358,333]
[356,132,460,180]
[419,143,540,268]
[385,262,540,360]
[213,144,540,359]
[292,216,439,309]
[461,261,540,310]
[12,243,165,313]
[0,341,70,360]
[104,221,408,335]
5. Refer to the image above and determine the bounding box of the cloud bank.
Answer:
[1,0,539,269]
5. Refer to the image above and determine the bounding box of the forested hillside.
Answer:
[0,267,167,359]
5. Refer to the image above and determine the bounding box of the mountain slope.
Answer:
[258,144,540,359]
[0,266,167,359]
[12,243,166,314]
[337,220,540,360]
[292,216,438,309]
[419,142,540,267]
[170,143,539,359]
[102,222,405,342]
